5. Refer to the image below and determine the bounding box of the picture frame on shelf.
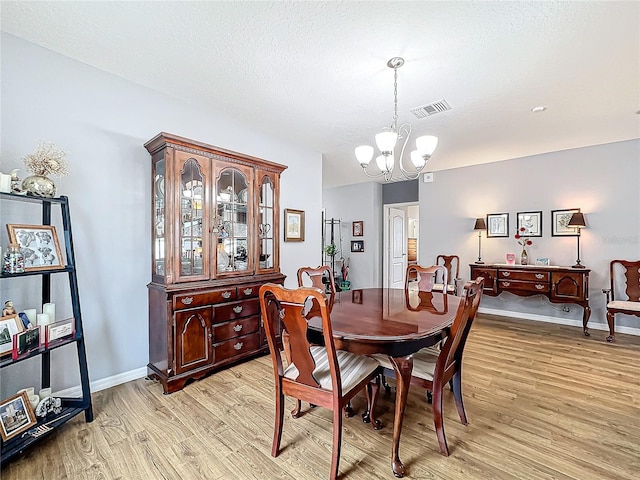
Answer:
[517,211,542,237]
[551,208,580,236]
[535,258,550,266]
[0,314,24,357]
[487,213,509,238]
[352,289,363,304]
[13,326,41,358]
[0,391,37,441]
[351,241,364,253]
[352,221,363,237]
[45,318,75,347]
[6,224,65,271]
[284,209,305,242]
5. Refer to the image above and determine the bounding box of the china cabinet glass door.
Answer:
[215,166,252,275]
[258,175,275,271]
[153,156,166,279]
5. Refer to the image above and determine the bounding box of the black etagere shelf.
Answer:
[0,192,93,466]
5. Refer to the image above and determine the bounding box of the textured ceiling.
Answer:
[2,1,639,187]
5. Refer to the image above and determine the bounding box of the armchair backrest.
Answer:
[259,283,342,393]
[610,259,640,302]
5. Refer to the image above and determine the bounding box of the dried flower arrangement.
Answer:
[23,141,69,177]
[514,227,533,247]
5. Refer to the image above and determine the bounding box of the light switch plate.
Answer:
[423,172,434,183]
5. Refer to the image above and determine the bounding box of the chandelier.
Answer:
[355,57,438,181]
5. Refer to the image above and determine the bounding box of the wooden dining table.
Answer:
[306,287,461,478]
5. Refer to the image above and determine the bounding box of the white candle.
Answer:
[0,173,11,193]
[24,309,37,324]
[43,303,55,322]
[37,313,50,326]
[38,387,52,399]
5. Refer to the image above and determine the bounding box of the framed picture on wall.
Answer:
[486,213,509,237]
[350,241,364,253]
[352,221,363,237]
[284,209,305,242]
[551,208,580,236]
[517,211,542,237]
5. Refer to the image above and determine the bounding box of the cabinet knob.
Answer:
[222,291,232,299]
[181,297,193,305]
[535,274,544,279]
[233,324,243,332]
[243,288,253,295]
[502,272,510,277]
[503,281,511,287]
[234,342,243,350]
[233,305,243,313]
[535,284,544,290]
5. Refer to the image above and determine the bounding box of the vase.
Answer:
[520,249,528,265]
[22,175,56,198]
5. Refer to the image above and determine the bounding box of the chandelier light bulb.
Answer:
[375,131,398,154]
[355,145,375,167]
[415,135,438,155]
[410,150,426,169]
[375,154,394,173]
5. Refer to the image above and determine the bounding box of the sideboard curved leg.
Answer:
[582,304,591,337]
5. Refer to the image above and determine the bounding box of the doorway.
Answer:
[383,203,419,289]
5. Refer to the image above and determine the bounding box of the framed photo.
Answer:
[351,241,364,253]
[45,318,75,347]
[486,213,509,238]
[13,327,41,358]
[0,391,37,441]
[517,211,542,237]
[352,289,363,304]
[6,224,65,271]
[551,208,580,236]
[0,315,24,357]
[284,209,305,242]
[352,221,363,237]
[535,258,550,266]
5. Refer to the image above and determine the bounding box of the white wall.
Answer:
[322,182,383,289]
[418,140,640,331]
[0,34,322,394]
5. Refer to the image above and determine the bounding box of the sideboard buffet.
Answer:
[469,263,591,335]
[145,133,287,394]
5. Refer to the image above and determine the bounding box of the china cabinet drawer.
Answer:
[498,270,549,282]
[214,299,260,321]
[237,283,261,299]
[213,316,260,342]
[498,280,550,294]
[173,288,237,310]
[214,332,261,362]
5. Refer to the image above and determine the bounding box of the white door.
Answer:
[389,207,406,289]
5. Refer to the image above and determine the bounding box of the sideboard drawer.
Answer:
[214,332,261,362]
[213,298,260,322]
[499,280,550,294]
[237,283,261,299]
[213,316,260,342]
[174,288,237,310]
[498,269,549,282]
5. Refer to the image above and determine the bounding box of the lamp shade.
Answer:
[415,135,438,155]
[375,131,398,153]
[410,150,426,169]
[568,212,586,228]
[355,145,374,166]
[474,218,487,230]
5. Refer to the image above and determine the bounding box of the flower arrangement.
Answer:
[22,141,69,177]
[514,227,533,248]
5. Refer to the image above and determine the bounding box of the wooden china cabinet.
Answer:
[144,133,287,393]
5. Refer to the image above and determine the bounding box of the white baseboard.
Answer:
[54,366,148,397]
[479,307,640,337]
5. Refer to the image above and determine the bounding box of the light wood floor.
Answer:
[3,315,640,480]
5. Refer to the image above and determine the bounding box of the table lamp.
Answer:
[568,212,586,268]
[474,217,487,264]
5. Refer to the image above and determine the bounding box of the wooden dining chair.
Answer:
[259,283,382,480]
[406,264,448,294]
[603,259,640,342]
[297,265,336,312]
[375,278,484,456]
[434,254,460,294]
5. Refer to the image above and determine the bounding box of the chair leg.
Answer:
[362,376,383,430]
[330,406,343,480]
[272,390,285,457]
[451,371,468,425]
[425,390,433,404]
[291,399,302,418]
[432,386,450,457]
[606,312,615,342]
[344,401,355,417]
[381,374,393,395]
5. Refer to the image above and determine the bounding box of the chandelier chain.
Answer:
[392,65,399,133]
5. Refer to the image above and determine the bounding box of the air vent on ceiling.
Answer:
[410,99,451,119]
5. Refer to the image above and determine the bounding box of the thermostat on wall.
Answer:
[423,172,434,183]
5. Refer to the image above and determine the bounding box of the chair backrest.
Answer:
[435,277,484,380]
[297,265,336,312]
[610,259,640,302]
[436,255,460,287]
[259,283,343,393]
[406,264,448,293]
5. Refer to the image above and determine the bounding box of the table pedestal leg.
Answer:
[389,355,413,478]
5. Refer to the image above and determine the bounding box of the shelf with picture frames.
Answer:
[0,192,92,466]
